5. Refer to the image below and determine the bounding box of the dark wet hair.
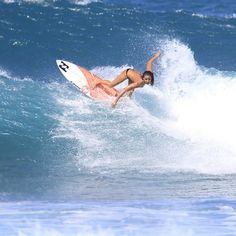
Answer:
[142,71,154,86]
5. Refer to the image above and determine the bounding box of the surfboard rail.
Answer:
[56,60,118,100]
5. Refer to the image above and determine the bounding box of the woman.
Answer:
[92,51,161,108]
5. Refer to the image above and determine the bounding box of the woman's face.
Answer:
[143,75,152,85]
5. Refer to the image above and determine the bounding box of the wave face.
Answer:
[0,0,236,235]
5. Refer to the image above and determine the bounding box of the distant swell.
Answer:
[1,0,100,5]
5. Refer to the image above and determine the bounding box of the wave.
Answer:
[173,9,236,20]
[191,12,236,19]
[1,39,236,175]
[49,40,236,175]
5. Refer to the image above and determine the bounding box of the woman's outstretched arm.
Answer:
[146,51,161,72]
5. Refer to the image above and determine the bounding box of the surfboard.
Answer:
[56,60,118,100]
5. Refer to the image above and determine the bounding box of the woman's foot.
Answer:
[91,79,100,89]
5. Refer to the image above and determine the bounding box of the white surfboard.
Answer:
[56,60,118,100]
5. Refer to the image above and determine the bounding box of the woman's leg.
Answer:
[91,79,111,89]
[92,70,127,89]
[109,70,127,87]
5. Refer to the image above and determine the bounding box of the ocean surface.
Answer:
[0,0,236,235]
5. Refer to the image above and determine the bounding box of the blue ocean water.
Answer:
[0,0,236,235]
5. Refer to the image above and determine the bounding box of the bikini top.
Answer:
[126,68,153,80]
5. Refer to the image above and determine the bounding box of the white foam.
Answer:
[51,84,108,150]
[2,0,15,3]
[221,13,236,19]
[191,12,236,19]
[1,0,47,4]
[0,67,13,80]
[191,13,207,18]
[71,0,100,6]
[153,39,236,174]
[23,0,46,3]
[159,40,236,148]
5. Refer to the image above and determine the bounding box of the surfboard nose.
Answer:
[56,59,61,66]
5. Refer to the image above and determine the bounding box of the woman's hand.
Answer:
[111,83,138,109]
[111,99,118,109]
[146,51,161,72]
[154,51,161,58]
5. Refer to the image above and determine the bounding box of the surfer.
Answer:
[91,52,161,108]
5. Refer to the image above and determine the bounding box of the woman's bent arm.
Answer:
[112,83,140,108]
